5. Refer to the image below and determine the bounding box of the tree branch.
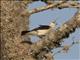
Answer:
[18,1,80,60]
[27,1,80,14]
[28,1,66,14]
[29,10,80,58]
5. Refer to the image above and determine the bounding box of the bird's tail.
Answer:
[21,31,30,35]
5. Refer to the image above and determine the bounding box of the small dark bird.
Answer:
[21,22,56,38]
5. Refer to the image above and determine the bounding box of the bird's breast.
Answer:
[37,29,49,35]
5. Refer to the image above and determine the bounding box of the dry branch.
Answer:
[58,1,80,9]
[22,1,80,15]
[29,10,80,58]
[28,1,66,14]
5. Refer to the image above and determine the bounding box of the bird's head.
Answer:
[49,21,57,28]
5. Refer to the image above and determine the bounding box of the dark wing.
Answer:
[39,25,49,27]
[21,31,30,35]
[31,25,50,31]
[39,25,50,29]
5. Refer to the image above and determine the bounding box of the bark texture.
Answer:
[1,0,80,60]
[1,1,35,60]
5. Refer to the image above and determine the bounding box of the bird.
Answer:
[21,21,56,38]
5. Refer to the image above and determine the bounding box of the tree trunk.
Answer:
[1,1,35,60]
